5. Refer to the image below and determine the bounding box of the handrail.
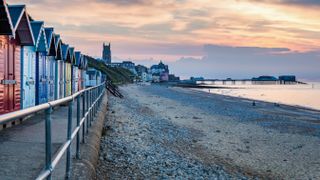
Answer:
[0,83,102,125]
[0,82,106,180]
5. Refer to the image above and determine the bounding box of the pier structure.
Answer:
[197,79,306,85]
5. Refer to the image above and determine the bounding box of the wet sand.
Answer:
[97,84,320,179]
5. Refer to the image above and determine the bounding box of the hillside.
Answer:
[86,56,134,84]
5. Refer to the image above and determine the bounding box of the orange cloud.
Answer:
[7,0,320,60]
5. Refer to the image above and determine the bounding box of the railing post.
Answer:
[82,92,86,143]
[76,95,81,159]
[45,107,53,180]
[86,90,89,133]
[65,99,73,179]
[88,90,91,126]
[94,88,97,116]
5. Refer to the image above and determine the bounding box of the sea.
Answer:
[197,82,320,110]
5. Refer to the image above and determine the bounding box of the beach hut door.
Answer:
[4,43,16,111]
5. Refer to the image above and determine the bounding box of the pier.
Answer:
[196,78,306,85]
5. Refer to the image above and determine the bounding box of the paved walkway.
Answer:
[0,98,90,180]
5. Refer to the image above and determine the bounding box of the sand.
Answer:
[97,84,320,179]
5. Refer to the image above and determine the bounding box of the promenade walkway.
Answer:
[0,98,87,179]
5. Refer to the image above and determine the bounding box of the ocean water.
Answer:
[198,82,320,110]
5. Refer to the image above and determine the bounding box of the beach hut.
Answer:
[80,55,88,89]
[68,47,78,94]
[54,34,64,99]
[31,21,48,105]
[85,68,101,87]
[61,43,72,97]
[83,55,88,88]
[43,28,55,102]
[77,53,83,90]
[0,3,34,114]
[44,27,58,100]
[73,51,81,92]
[13,6,36,109]
[75,51,82,91]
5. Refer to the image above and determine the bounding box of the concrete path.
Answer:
[0,98,89,180]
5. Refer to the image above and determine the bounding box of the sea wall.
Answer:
[72,93,109,180]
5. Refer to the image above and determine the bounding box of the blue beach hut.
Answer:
[31,21,48,105]
[68,47,76,94]
[81,55,88,89]
[75,51,81,91]
[54,34,64,99]
[61,43,72,96]
[44,28,56,102]
[8,5,36,109]
[71,50,80,93]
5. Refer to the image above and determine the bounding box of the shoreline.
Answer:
[97,84,320,179]
[186,87,320,113]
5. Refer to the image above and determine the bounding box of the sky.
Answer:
[8,0,320,80]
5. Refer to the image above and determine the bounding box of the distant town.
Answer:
[95,43,303,85]
[96,43,180,83]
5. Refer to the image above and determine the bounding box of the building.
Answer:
[169,74,180,82]
[279,75,296,82]
[150,61,169,82]
[122,61,137,75]
[102,42,111,64]
[135,65,152,82]
[252,76,278,85]
[85,68,102,87]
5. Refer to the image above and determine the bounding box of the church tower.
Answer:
[102,42,111,64]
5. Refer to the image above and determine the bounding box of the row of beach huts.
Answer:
[0,1,103,115]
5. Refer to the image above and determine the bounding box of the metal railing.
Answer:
[0,82,106,180]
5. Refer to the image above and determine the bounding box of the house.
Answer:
[135,65,151,82]
[150,61,169,82]
[122,61,137,74]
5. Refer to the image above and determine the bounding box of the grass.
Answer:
[86,56,134,84]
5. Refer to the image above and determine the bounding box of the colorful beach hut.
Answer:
[81,55,88,89]
[85,68,101,87]
[11,6,36,109]
[0,3,34,114]
[69,47,77,94]
[31,21,48,105]
[54,34,64,99]
[43,28,56,102]
[75,52,83,90]
[72,51,80,93]
[61,44,72,97]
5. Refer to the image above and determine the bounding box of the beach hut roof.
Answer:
[68,47,75,64]
[0,0,14,35]
[44,27,56,56]
[61,43,72,62]
[53,34,63,60]
[83,56,88,69]
[30,21,47,52]
[75,51,81,68]
[8,4,34,45]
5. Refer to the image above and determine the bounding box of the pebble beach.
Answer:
[96,84,320,179]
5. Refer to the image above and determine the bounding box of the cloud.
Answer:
[248,0,320,6]
[169,45,320,80]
